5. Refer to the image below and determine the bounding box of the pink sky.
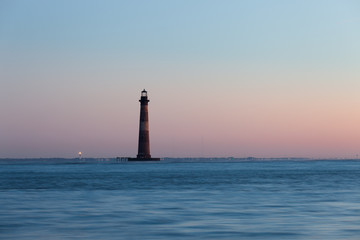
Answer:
[1,1,360,158]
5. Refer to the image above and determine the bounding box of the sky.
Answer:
[1,0,360,158]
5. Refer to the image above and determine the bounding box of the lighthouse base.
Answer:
[128,157,161,161]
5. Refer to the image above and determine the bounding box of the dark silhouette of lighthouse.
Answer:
[129,89,160,161]
[137,89,151,158]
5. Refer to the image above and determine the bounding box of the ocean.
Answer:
[1,159,360,239]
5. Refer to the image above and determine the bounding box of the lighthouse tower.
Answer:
[137,89,151,158]
[129,89,160,161]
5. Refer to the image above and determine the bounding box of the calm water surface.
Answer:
[1,159,360,239]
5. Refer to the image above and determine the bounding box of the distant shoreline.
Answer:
[1,157,359,162]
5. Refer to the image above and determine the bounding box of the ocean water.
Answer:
[1,159,360,239]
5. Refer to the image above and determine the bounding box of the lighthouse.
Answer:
[129,89,160,161]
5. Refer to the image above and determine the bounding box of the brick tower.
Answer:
[129,89,160,161]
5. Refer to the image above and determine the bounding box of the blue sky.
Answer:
[1,0,360,158]
[2,0,359,65]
